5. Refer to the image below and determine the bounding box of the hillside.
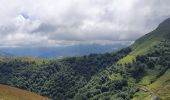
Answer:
[117,18,170,64]
[118,18,170,100]
[71,18,170,99]
[0,84,48,100]
[131,19,170,100]
[0,18,170,100]
[0,50,130,100]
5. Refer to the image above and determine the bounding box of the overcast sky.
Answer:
[0,0,170,47]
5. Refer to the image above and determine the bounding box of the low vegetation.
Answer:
[0,84,48,100]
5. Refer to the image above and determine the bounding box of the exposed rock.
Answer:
[153,96,159,100]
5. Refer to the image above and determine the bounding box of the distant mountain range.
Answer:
[0,43,129,58]
[0,50,13,57]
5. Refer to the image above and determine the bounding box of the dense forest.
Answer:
[0,48,131,100]
[0,18,170,100]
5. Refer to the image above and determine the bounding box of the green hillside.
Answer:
[118,18,170,65]
[131,18,170,55]
[0,18,170,100]
[0,50,130,100]
[74,18,170,100]
[121,18,170,100]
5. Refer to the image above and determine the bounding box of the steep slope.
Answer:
[0,84,48,100]
[125,18,170,100]
[74,18,170,100]
[117,18,170,65]
[131,18,170,55]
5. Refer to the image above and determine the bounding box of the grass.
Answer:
[139,70,158,86]
[133,69,170,100]
[108,73,123,81]
[134,69,170,100]
[117,55,135,65]
[132,91,151,100]
[0,57,47,64]
[130,26,170,56]
[148,69,170,100]
[133,69,159,100]
[116,36,157,65]
[131,40,159,55]
[116,27,167,65]
[0,84,48,100]
[149,69,170,90]
[127,20,170,100]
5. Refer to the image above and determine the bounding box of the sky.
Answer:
[0,0,170,47]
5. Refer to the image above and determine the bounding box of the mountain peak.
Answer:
[130,18,170,55]
[158,18,170,29]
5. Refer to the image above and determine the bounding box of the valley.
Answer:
[0,18,170,100]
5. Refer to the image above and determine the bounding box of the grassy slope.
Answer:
[117,18,170,65]
[131,18,170,55]
[117,29,164,65]
[133,69,170,100]
[149,69,170,100]
[90,18,170,100]
[134,19,170,100]
[117,55,135,65]
[139,70,158,86]
[116,18,170,100]
[0,84,48,100]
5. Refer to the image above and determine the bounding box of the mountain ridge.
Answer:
[117,18,170,65]
[0,44,127,59]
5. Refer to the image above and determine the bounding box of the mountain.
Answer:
[0,18,170,100]
[117,18,170,64]
[131,18,170,55]
[117,18,170,100]
[0,43,128,59]
[0,50,13,57]
[131,18,170,100]
[0,84,48,100]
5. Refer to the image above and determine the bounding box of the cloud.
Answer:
[0,0,170,47]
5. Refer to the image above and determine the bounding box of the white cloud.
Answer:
[0,0,170,47]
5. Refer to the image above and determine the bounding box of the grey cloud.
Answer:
[32,23,57,33]
[0,25,17,34]
[0,0,170,47]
